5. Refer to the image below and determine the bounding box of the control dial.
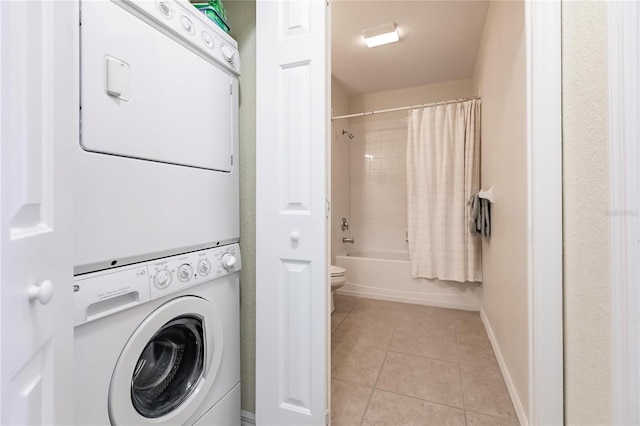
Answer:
[177,264,193,282]
[154,268,172,289]
[221,45,235,62]
[180,16,194,34]
[157,1,172,18]
[221,253,236,270]
[202,32,214,49]
[198,259,211,276]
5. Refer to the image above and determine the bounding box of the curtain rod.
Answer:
[331,96,481,120]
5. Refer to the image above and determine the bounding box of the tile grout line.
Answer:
[464,409,519,423]
[378,321,469,412]
[333,296,368,426]
[333,296,504,424]
[454,323,518,423]
[384,348,461,368]
[368,387,467,413]
[357,358,384,426]
[455,324,469,426]
[357,325,397,426]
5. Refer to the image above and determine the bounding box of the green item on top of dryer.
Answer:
[193,0,230,33]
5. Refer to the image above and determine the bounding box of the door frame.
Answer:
[254,1,565,424]
[608,1,640,424]
[526,1,563,425]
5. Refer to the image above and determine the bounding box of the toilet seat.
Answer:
[330,266,346,314]
[331,265,346,277]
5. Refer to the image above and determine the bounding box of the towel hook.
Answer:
[478,186,495,203]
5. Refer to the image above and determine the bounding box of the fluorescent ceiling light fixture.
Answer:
[362,23,399,48]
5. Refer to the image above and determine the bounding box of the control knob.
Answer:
[177,264,193,282]
[158,1,172,18]
[202,32,214,49]
[181,16,194,34]
[221,253,236,270]
[198,259,211,276]
[221,45,235,62]
[154,268,172,289]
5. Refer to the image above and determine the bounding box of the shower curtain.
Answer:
[406,99,482,283]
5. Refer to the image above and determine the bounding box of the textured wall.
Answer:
[562,2,611,423]
[226,0,256,414]
[471,0,529,418]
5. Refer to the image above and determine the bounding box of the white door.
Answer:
[255,0,330,424]
[0,1,76,424]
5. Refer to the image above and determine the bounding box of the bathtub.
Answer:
[334,251,482,311]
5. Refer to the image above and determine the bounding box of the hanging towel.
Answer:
[468,192,491,238]
[469,192,481,236]
[482,197,491,238]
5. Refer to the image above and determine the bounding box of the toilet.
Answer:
[330,265,346,313]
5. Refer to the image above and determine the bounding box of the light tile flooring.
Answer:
[331,295,519,426]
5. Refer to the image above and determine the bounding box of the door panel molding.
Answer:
[255,1,329,424]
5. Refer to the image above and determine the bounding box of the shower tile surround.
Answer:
[349,117,408,253]
[331,294,518,426]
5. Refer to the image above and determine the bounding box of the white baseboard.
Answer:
[241,410,255,426]
[336,286,480,312]
[480,309,528,426]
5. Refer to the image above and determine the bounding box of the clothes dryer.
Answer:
[76,0,241,274]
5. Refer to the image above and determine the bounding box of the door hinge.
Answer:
[325,409,330,425]
[325,198,331,217]
[231,155,234,165]
[230,83,233,95]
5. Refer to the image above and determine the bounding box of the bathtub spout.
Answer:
[342,237,355,244]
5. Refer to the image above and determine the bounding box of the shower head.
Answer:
[342,130,354,140]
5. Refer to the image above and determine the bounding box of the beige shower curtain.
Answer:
[406,99,482,283]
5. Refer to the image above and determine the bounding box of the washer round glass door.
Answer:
[108,296,224,425]
[131,315,204,417]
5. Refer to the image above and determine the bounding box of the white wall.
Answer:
[472,0,529,419]
[346,79,475,254]
[331,78,351,263]
[562,1,611,423]
[349,79,476,118]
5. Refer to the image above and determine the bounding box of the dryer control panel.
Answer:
[114,0,240,75]
[73,244,241,326]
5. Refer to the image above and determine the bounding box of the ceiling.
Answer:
[331,1,490,95]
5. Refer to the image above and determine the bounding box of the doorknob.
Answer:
[28,280,53,305]
[290,231,300,241]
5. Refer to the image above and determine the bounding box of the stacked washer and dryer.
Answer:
[73,0,241,424]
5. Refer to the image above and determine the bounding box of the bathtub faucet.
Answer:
[342,237,355,244]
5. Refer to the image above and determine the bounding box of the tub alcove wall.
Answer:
[332,78,482,311]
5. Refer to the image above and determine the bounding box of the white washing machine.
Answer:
[76,0,241,274]
[73,244,241,425]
